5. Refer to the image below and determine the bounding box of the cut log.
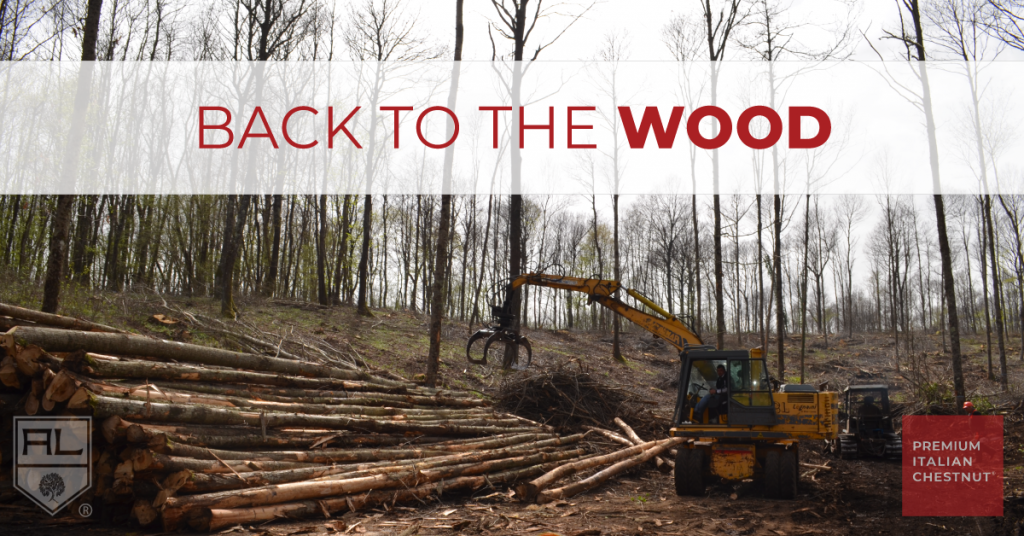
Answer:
[195,455,589,531]
[613,417,673,471]
[42,370,79,405]
[102,416,128,443]
[64,353,404,393]
[161,447,588,530]
[0,355,20,387]
[24,378,43,415]
[516,439,662,502]
[40,369,58,411]
[70,375,238,408]
[89,379,490,419]
[143,452,321,474]
[173,434,587,494]
[153,430,574,466]
[8,325,403,386]
[66,387,91,409]
[0,303,123,333]
[139,380,489,408]
[0,316,38,332]
[88,395,537,436]
[583,426,633,447]
[113,459,134,494]
[536,437,686,503]
[122,420,469,450]
[151,441,475,464]
[40,367,56,390]
[133,499,159,527]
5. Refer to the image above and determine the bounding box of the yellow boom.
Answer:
[467,273,702,365]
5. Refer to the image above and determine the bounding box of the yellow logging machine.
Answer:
[466,272,839,499]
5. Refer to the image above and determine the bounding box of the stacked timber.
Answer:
[0,303,680,531]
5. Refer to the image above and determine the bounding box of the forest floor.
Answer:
[3,281,1024,535]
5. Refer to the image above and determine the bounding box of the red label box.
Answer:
[902,415,1003,516]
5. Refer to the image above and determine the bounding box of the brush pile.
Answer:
[498,364,667,437]
[0,303,679,531]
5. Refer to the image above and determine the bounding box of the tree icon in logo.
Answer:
[39,473,65,502]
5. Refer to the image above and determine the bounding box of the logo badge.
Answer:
[13,417,92,515]
[902,415,1003,517]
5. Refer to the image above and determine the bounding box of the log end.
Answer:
[102,416,125,444]
[132,499,159,527]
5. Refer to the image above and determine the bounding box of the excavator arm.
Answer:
[467,273,702,366]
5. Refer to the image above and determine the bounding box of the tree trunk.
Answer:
[42,0,104,311]
[220,195,252,319]
[264,194,282,297]
[978,197,994,380]
[986,196,1007,389]
[799,194,810,383]
[356,195,373,315]
[426,0,464,387]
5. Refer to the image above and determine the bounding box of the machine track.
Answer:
[839,436,859,459]
[884,436,902,460]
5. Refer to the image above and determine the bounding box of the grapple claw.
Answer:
[481,331,504,360]
[519,337,533,368]
[466,329,493,364]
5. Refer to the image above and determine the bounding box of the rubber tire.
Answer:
[674,448,690,496]
[778,450,798,500]
[764,451,781,499]
[674,447,705,496]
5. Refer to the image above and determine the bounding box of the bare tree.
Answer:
[425,0,465,387]
[836,195,867,339]
[927,0,1008,388]
[740,0,852,379]
[346,0,440,316]
[41,0,104,313]
[592,32,629,362]
[878,0,967,409]
[663,13,707,340]
[986,0,1024,50]
[696,0,749,350]
[487,0,592,368]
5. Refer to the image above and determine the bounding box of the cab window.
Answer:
[729,359,772,407]
[686,359,726,399]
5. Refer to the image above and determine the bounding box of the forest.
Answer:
[1,0,1024,401]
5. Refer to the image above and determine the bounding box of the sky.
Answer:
[403,0,1024,63]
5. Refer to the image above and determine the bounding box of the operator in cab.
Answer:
[693,364,728,423]
[859,396,883,418]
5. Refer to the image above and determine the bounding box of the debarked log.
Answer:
[161,447,588,531]
[172,435,585,494]
[194,456,586,531]
[535,437,686,503]
[516,438,663,502]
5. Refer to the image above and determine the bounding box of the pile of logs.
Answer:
[0,303,680,531]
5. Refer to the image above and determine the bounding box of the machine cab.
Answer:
[674,349,776,426]
[842,385,895,436]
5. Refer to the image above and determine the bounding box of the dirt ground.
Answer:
[2,290,1024,535]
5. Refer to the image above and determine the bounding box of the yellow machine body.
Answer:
[670,349,838,490]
